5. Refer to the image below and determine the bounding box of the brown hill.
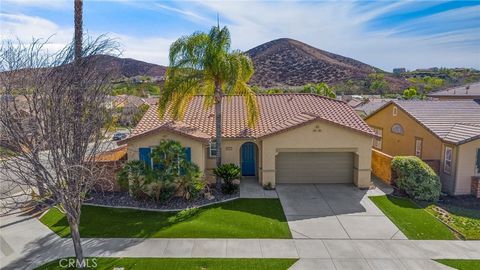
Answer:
[87,55,167,79]
[246,38,408,91]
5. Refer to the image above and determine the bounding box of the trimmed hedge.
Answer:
[391,156,441,201]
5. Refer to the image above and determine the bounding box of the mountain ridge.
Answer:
[245,38,407,90]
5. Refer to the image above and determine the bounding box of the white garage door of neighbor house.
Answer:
[275,152,354,184]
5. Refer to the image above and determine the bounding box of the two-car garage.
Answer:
[275,152,354,184]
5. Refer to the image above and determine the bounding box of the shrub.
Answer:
[213,163,241,181]
[151,140,187,176]
[391,156,441,201]
[118,140,207,202]
[263,182,274,190]
[213,163,241,195]
[175,163,206,200]
[117,160,149,198]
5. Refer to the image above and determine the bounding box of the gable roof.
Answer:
[367,99,480,145]
[427,82,480,98]
[120,94,374,143]
[355,99,393,117]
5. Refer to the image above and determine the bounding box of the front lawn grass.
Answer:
[369,195,456,240]
[35,258,298,270]
[40,198,291,238]
[435,259,480,270]
[425,204,480,240]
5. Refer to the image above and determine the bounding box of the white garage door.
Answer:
[275,152,354,184]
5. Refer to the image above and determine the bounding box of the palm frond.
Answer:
[159,26,259,127]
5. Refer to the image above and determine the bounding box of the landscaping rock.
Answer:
[85,190,238,211]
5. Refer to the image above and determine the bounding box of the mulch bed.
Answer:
[85,189,239,211]
[437,195,480,210]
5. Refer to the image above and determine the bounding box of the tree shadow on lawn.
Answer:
[46,198,289,238]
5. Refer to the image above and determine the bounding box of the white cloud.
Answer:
[110,33,174,64]
[1,1,478,70]
[154,3,208,23]
[0,12,173,65]
[0,13,71,53]
[187,1,480,70]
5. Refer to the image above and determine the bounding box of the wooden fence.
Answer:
[371,149,393,184]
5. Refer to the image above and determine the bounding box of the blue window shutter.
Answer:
[139,148,151,168]
[180,147,192,175]
[185,147,191,162]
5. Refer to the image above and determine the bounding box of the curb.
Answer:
[82,196,240,212]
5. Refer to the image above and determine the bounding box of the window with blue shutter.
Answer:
[180,147,191,175]
[153,152,165,170]
[139,147,151,168]
[185,147,191,162]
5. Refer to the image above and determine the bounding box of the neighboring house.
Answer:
[118,94,375,188]
[347,98,365,108]
[393,68,406,75]
[105,95,151,127]
[355,99,395,118]
[365,100,480,195]
[427,82,480,100]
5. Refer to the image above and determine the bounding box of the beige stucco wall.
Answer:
[439,143,458,195]
[366,103,442,160]
[261,120,373,188]
[205,139,262,182]
[454,139,480,195]
[126,131,207,174]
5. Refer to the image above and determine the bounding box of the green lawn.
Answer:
[40,199,291,238]
[435,259,480,270]
[35,258,297,270]
[425,204,480,240]
[369,195,456,240]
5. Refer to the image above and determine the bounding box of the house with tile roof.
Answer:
[427,82,480,100]
[365,100,480,195]
[119,94,375,188]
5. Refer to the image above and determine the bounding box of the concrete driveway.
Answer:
[276,183,407,240]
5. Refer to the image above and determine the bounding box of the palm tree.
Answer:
[158,26,258,190]
[302,83,336,98]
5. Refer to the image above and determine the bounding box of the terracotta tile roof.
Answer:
[393,100,480,144]
[122,94,374,142]
[94,145,127,162]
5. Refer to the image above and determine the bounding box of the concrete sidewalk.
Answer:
[3,231,480,269]
[1,209,479,270]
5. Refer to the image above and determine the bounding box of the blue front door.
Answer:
[241,143,256,176]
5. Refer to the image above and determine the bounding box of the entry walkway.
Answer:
[239,177,278,198]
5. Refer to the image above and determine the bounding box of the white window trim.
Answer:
[443,146,452,174]
[372,127,383,150]
[415,138,422,158]
[209,141,217,158]
[393,106,398,116]
[476,148,480,175]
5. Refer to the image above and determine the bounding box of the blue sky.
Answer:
[1,0,479,71]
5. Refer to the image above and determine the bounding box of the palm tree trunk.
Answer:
[214,82,222,191]
[74,0,83,61]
